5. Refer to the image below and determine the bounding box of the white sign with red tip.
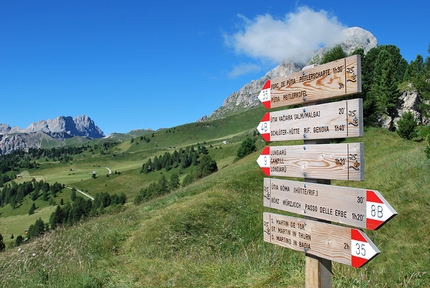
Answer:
[264,212,380,268]
[263,178,397,230]
[256,143,364,181]
[258,80,272,109]
[258,55,361,109]
[257,99,363,142]
[351,228,380,268]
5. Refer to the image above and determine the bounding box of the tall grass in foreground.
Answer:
[0,128,429,287]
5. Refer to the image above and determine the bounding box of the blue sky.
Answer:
[1,0,429,135]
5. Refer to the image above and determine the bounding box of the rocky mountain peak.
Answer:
[0,115,105,154]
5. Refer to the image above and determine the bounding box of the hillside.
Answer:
[0,105,429,286]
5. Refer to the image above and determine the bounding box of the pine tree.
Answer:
[0,234,5,252]
[320,45,347,64]
[28,202,36,215]
[397,112,418,140]
[169,173,180,191]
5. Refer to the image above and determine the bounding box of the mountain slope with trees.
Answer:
[0,42,429,287]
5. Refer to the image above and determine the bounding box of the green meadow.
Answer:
[0,106,429,287]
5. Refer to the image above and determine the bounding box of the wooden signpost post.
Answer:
[256,55,397,287]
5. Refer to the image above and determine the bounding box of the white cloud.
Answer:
[227,63,261,78]
[224,6,347,65]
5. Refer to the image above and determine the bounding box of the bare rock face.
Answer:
[20,115,104,138]
[0,115,105,154]
[200,27,378,122]
[388,90,429,129]
[309,27,378,64]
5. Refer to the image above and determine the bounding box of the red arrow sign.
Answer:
[351,228,380,268]
[258,80,271,109]
[264,212,380,268]
[366,190,397,230]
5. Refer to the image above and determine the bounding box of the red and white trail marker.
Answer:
[258,80,271,109]
[351,228,380,268]
[264,212,380,268]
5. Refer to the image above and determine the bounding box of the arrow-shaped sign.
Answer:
[257,99,363,142]
[263,178,397,230]
[258,55,361,109]
[256,143,364,181]
[263,212,380,268]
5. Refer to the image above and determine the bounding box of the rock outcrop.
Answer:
[0,115,104,154]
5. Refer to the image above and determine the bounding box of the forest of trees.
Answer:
[0,142,120,175]
[135,145,218,204]
[0,179,64,209]
[1,43,429,251]
[140,145,210,173]
[10,188,127,247]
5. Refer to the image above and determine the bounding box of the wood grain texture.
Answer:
[263,178,368,229]
[268,55,361,108]
[263,212,352,266]
[263,143,364,181]
[258,98,363,141]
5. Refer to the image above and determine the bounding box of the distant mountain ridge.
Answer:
[0,115,104,154]
[199,27,378,122]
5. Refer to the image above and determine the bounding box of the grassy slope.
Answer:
[0,110,429,286]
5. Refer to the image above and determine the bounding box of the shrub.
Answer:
[236,136,257,160]
[425,134,430,159]
[396,111,418,140]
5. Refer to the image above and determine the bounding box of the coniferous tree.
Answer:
[28,202,36,215]
[320,44,347,64]
[363,45,407,127]
[236,136,257,160]
[169,173,180,191]
[157,175,169,195]
[397,112,418,140]
[15,235,23,247]
[0,234,5,252]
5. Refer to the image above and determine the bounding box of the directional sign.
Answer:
[263,212,380,268]
[256,143,364,181]
[257,99,363,142]
[258,55,361,109]
[263,178,397,230]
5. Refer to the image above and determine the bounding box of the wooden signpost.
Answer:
[263,178,397,230]
[257,99,363,142]
[263,212,380,268]
[258,55,361,109]
[256,143,364,181]
[256,55,396,286]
